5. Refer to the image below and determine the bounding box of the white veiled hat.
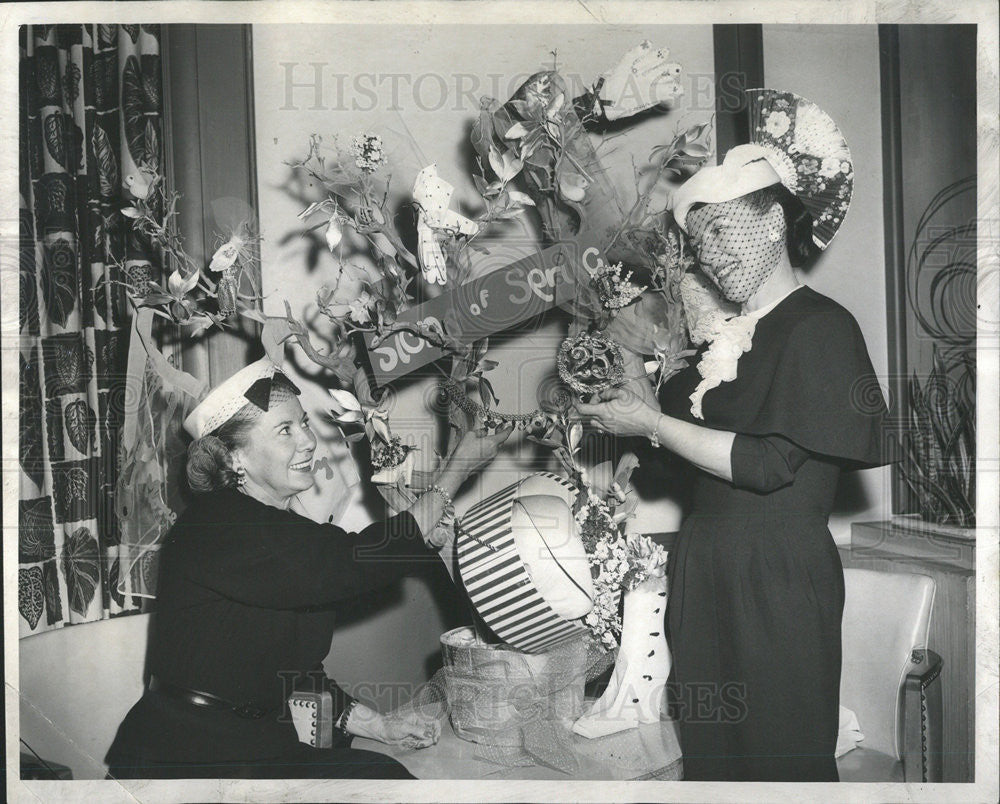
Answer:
[670,143,782,233]
[183,357,299,439]
[670,88,854,250]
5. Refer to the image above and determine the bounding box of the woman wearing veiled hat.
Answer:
[576,90,892,781]
[105,358,511,779]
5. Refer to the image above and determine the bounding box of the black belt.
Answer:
[148,676,267,719]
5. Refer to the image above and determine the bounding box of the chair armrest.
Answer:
[902,649,943,783]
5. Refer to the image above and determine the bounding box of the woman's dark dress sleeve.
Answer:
[730,433,810,492]
[178,493,428,609]
[736,299,891,465]
[660,285,892,469]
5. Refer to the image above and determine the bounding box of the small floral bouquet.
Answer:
[328,388,417,486]
[370,435,417,485]
[590,261,647,311]
[573,455,667,651]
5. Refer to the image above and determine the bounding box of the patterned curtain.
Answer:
[18,24,163,636]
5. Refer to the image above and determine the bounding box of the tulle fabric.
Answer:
[387,633,617,774]
[115,309,206,598]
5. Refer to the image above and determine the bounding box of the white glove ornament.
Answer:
[592,41,684,121]
[412,164,479,285]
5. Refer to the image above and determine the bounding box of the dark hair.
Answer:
[742,183,819,268]
[185,373,301,494]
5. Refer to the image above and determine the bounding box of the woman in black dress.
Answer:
[577,91,890,781]
[106,358,510,779]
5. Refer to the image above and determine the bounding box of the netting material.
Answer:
[386,630,616,774]
[685,197,784,304]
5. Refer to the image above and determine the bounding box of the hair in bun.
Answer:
[187,435,238,493]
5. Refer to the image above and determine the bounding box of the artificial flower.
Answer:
[800,156,820,175]
[371,445,416,486]
[819,156,842,179]
[764,110,791,138]
[167,267,200,297]
[350,133,386,173]
[557,172,588,202]
[124,172,151,200]
[328,387,393,443]
[488,146,524,183]
[792,101,850,163]
[348,291,374,324]
[209,236,243,273]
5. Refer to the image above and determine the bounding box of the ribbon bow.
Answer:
[412,164,479,285]
[244,372,300,412]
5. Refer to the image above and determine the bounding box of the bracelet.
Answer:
[649,414,663,448]
[426,484,454,511]
[427,484,456,531]
[338,698,359,739]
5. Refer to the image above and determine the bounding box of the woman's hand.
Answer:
[574,386,659,438]
[619,347,658,407]
[373,711,442,750]
[448,423,514,478]
[406,423,513,546]
[345,703,441,750]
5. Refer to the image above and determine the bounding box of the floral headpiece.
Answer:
[746,88,853,249]
[671,89,853,251]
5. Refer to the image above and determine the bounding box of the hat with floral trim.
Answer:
[671,88,853,250]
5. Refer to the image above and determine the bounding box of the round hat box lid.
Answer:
[456,472,591,653]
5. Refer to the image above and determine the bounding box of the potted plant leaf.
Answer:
[895,347,976,535]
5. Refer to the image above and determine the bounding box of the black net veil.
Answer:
[685,194,785,304]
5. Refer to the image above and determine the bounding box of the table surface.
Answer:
[355,717,683,780]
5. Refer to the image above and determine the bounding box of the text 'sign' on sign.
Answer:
[363,238,605,386]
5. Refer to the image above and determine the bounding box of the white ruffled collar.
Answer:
[687,284,803,420]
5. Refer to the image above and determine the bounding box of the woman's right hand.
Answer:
[376,710,441,750]
[345,703,441,750]
[449,423,514,478]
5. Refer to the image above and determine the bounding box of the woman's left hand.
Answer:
[376,711,441,750]
[574,386,659,438]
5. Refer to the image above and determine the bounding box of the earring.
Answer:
[234,466,247,487]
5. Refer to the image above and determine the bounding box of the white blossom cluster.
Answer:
[350,133,386,174]
[593,261,647,310]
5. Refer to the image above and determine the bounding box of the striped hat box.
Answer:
[456,472,588,653]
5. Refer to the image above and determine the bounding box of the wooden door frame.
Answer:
[712,24,764,159]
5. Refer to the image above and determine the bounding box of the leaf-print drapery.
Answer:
[19,24,163,636]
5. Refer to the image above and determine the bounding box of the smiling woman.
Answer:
[104,357,511,779]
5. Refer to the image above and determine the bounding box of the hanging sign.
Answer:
[364,237,605,386]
